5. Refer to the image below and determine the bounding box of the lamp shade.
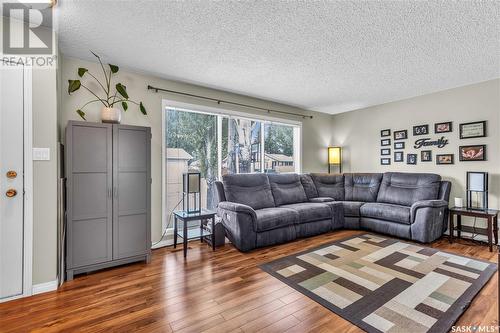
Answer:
[183,172,201,193]
[328,147,341,165]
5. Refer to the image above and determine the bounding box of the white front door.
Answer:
[0,62,25,300]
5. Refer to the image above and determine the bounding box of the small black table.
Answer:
[448,207,499,252]
[173,209,216,258]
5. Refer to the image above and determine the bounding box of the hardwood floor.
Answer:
[1,230,497,332]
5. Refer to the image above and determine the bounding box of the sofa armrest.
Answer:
[309,197,335,203]
[410,200,449,242]
[217,201,257,252]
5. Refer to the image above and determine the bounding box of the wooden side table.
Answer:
[173,209,216,258]
[448,207,499,252]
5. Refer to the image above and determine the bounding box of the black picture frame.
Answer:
[381,129,391,137]
[459,144,486,161]
[407,153,417,165]
[380,158,391,165]
[381,148,391,156]
[413,125,429,136]
[421,150,432,162]
[394,142,405,150]
[436,154,454,165]
[394,130,407,141]
[394,151,404,162]
[434,121,452,133]
[459,121,486,139]
[381,139,391,146]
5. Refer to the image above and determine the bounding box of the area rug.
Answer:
[260,234,497,333]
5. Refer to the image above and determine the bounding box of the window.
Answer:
[163,104,301,231]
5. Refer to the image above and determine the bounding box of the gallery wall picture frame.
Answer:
[421,150,432,162]
[381,158,391,165]
[381,148,391,156]
[394,151,404,162]
[381,129,391,137]
[459,144,486,161]
[407,154,417,165]
[394,142,405,149]
[381,139,391,146]
[435,121,452,133]
[413,124,429,136]
[459,121,486,139]
[394,130,408,141]
[436,154,454,165]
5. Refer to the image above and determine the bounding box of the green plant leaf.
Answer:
[109,64,119,73]
[115,83,129,99]
[140,102,147,115]
[68,80,81,94]
[76,109,86,120]
[121,101,128,111]
[77,68,88,77]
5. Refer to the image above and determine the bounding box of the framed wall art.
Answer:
[459,121,486,139]
[407,154,417,165]
[394,142,405,149]
[381,139,391,146]
[394,151,404,162]
[381,148,391,156]
[413,124,429,136]
[421,150,432,162]
[459,144,486,161]
[381,158,391,165]
[434,121,452,133]
[436,154,454,165]
[394,130,407,141]
[381,129,391,137]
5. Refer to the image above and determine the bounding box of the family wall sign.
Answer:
[413,136,449,149]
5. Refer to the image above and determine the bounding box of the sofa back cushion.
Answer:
[310,173,345,200]
[377,172,441,206]
[299,174,318,199]
[268,173,308,206]
[344,173,383,202]
[223,173,275,209]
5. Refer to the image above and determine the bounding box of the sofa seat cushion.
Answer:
[255,207,299,232]
[280,202,332,223]
[360,202,411,224]
[342,201,365,217]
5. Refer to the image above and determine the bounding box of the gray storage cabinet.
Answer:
[65,121,151,280]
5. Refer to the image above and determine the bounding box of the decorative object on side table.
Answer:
[413,124,429,136]
[459,145,486,161]
[436,154,454,165]
[394,130,407,140]
[380,129,391,137]
[183,172,201,213]
[420,150,432,162]
[394,151,404,162]
[327,146,342,173]
[459,121,486,139]
[449,207,499,252]
[406,153,417,165]
[466,171,488,210]
[435,121,452,133]
[67,51,147,123]
[174,209,216,258]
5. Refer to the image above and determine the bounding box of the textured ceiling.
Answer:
[56,1,500,114]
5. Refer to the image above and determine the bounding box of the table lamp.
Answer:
[183,172,201,213]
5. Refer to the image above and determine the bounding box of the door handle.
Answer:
[6,189,17,197]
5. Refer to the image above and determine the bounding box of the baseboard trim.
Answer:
[32,280,58,295]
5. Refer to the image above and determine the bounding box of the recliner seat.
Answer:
[216,172,451,252]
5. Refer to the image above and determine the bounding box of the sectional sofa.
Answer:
[215,172,451,252]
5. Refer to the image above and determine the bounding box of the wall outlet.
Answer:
[33,148,50,161]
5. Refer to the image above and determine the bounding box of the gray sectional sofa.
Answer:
[215,172,451,252]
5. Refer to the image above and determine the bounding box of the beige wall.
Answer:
[331,79,500,231]
[59,56,333,245]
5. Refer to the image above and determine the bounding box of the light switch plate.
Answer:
[33,148,50,161]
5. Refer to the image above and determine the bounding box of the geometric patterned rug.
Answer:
[260,234,497,333]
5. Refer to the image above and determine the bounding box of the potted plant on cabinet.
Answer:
[68,51,146,123]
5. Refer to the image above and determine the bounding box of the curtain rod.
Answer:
[147,85,313,119]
